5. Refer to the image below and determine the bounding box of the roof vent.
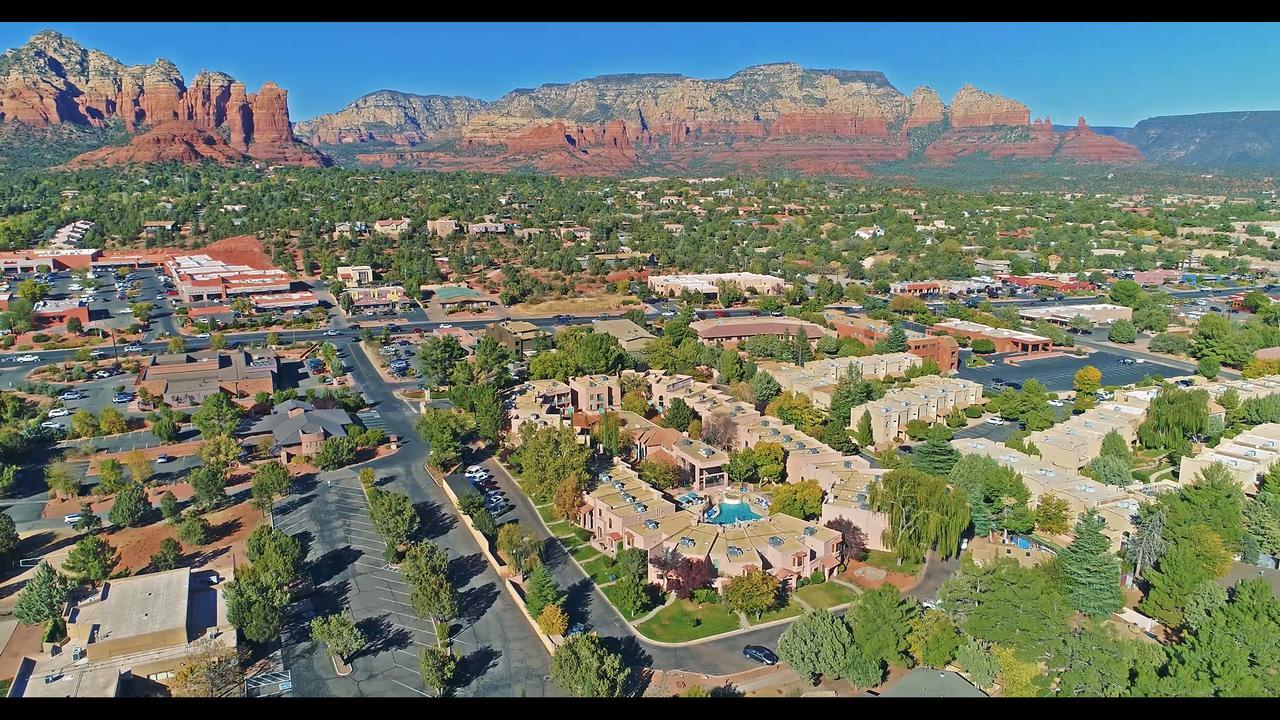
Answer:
[644,519,659,530]
[803,526,817,536]
[727,545,743,557]
[679,537,695,548]
[767,536,783,547]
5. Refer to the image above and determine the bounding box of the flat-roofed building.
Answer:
[508,379,575,440]
[761,353,922,409]
[424,284,496,312]
[820,472,890,553]
[344,285,408,313]
[849,375,984,447]
[648,272,786,297]
[336,265,374,287]
[579,460,680,555]
[1027,402,1148,471]
[1177,425,1280,494]
[251,290,320,313]
[7,568,233,698]
[908,335,960,373]
[567,374,621,414]
[929,319,1053,355]
[689,316,831,348]
[485,320,547,355]
[1018,303,1133,327]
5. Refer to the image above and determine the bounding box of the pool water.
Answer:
[706,500,762,525]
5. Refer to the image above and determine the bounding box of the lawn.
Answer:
[570,543,602,563]
[545,520,572,536]
[750,600,804,625]
[535,504,558,525]
[635,599,742,642]
[796,581,861,609]
[600,582,654,621]
[863,550,924,577]
[580,555,618,585]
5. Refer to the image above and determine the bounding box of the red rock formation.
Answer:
[1058,116,1144,162]
[904,86,945,131]
[66,120,246,167]
[772,113,891,139]
[247,82,292,147]
[507,122,572,154]
[224,82,252,153]
[949,83,1029,128]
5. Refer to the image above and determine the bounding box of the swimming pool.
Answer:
[705,498,762,525]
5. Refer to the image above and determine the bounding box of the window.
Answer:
[148,671,175,682]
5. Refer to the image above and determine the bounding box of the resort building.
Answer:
[1026,402,1148,471]
[508,379,575,439]
[819,472,891,553]
[485,320,548,355]
[567,374,621,414]
[848,375,985,448]
[760,352,923,409]
[1179,423,1280,495]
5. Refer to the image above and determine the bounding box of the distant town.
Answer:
[0,164,1278,699]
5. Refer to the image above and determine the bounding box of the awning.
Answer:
[822,554,841,570]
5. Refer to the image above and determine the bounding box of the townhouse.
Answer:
[848,375,985,448]
[760,352,923,409]
[1026,402,1148,471]
[1179,422,1280,494]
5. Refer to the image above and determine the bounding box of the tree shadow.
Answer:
[457,581,498,627]
[413,500,456,540]
[709,683,744,698]
[562,578,595,624]
[447,553,487,588]
[309,545,362,586]
[452,645,501,689]
[307,578,352,614]
[603,634,652,670]
[187,546,229,568]
[208,517,243,543]
[290,530,315,561]
[353,614,412,660]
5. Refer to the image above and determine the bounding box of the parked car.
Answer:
[743,645,779,666]
[155,454,172,464]
[63,513,82,526]
[565,623,589,637]
[58,391,85,401]
[1048,399,1064,407]
[660,311,676,317]
[40,421,65,430]
[112,393,134,404]
[986,417,1007,426]
[124,344,143,353]
[439,324,453,329]
[196,333,211,339]
[48,407,70,418]
[94,370,114,379]
[465,465,487,476]
[1118,358,1135,365]
[15,354,39,363]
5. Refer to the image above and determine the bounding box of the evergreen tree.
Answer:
[911,426,959,476]
[107,481,148,527]
[13,562,74,626]
[777,608,857,683]
[525,565,564,619]
[854,409,874,447]
[1058,510,1124,617]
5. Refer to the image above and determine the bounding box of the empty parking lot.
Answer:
[956,350,1190,392]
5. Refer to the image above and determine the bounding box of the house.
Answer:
[336,265,374,287]
[241,399,355,463]
[6,568,233,698]
[372,218,411,237]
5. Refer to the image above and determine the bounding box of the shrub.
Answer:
[964,406,984,418]
[691,588,720,605]
[810,569,826,585]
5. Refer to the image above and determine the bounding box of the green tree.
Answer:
[1198,355,1221,379]
[1073,365,1102,397]
[418,335,468,388]
[911,426,960,476]
[750,371,781,407]
[367,487,420,551]
[151,537,182,571]
[854,409,874,447]
[662,397,698,432]
[907,609,962,669]
[772,479,824,520]
[511,425,591,503]
[550,633,630,697]
[637,457,680,490]
[177,512,212,547]
[13,562,74,626]
[1034,493,1073,535]
[1058,509,1124,617]
[874,326,909,354]
[611,575,653,617]
[0,512,16,564]
[954,639,999,691]
[1142,526,1230,626]
[848,585,917,669]
[524,564,565,619]
[717,347,744,384]
[250,460,291,513]
[97,458,127,495]
[310,613,366,663]
[191,393,244,438]
[777,608,857,683]
[107,481,148,527]
[870,468,970,564]
[1108,319,1137,343]
[63,534,120,584]
[158,490,181,521]
[420,646,459,696]
[225,563,289,644]
[722,569,781,621]
[188,465,228,510]
[150,409,181,443]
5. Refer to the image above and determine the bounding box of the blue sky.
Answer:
[1,22,1277,126]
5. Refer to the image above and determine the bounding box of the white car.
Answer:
[40,421,64,430]
[16,354,39,363]
[465,465,485,475]
[118,307,133,314]
[197,333,211,339]
[48,407,70,418]
[1047,399,1064,407]
[324,329,340,336]
[439,324,453,329]
[68,284,84,292]
[155,454,172,464]
[661,311,676,317]
[985,417,1007,426]
[1135,358,1146,364]
[124,344,143,353]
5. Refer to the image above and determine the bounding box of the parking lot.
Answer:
[956,350,1190,392]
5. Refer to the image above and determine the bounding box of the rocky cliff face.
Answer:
[1057,116,1146,162]
[293,90,488,145]
[0,30,329,167]
[66,119,246,167]
[948,83,1030,128]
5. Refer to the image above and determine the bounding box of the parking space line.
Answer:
[388,677,428,695]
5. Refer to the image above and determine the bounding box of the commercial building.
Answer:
[344,285,409,313]
[336,265,374,287]
[1132,269,1183,286]
[929,319,1053,355]
[135,349,277,407]
[689,316,831,347]
[997,274,1095,292]
[849,375,985,448]
[251,291,320,313]
[424,285,496,312]
[0,295,90,329]
[648,272,786,298]
[907,335,960,373]
[166,254,292,303]
[7,568,233,698]
[1018,303,1133,327]
[590,319,657,353]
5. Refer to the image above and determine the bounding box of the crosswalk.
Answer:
[357,409,386,431]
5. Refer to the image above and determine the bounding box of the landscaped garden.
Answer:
[863,549,924,577]
[635,598,742,642]
[795,579,861,608]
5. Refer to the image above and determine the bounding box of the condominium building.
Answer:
[951,438,1141,550]
[622,412,728,491]
[848,375,985,448]
[508,379,575,439]
[485,320,548,355]
[1026,402,1148,471]
[761,352,922,409]
[1179,423,1280,494]
[819,472,890,553]
[567,374,621,414]
[928,319,1053,355]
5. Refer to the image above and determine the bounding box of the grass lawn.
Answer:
[555,536,585,553]
[635,599,742,642]
[580,555,618,585]
[750,600,805,625]
[796,581,861,609]
[600,582,652,621]
[570,527,593,542]
[545,520,572,536]
[535,504,558,525]
[570,543,602,563]
[863,550,923,577]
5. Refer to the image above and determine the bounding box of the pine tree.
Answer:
[854,409,874,447]
[1058,509,1123,617]
[911,427,959,476]
[794,328,813,365]
[524,565,564,619]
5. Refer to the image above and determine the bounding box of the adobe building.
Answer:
[928,319,1053,355]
